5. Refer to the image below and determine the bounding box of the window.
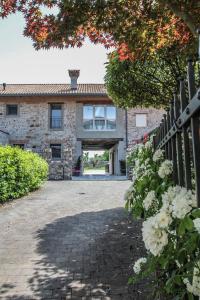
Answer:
[136,114,147,127]
[50,104,62,129]
[6,104,18,116]
[50,144,61,159]
[13,144,24,149]
[83,105,116,130]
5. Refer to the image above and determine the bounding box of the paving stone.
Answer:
[0,181,151,299]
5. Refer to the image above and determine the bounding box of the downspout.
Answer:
[125,109,128,148]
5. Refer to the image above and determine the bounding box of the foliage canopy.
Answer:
[0,0,199,59]
[105,49,187,108]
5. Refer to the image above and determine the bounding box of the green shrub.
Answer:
[0,146,48,202]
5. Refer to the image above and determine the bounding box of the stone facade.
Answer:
[127,107,165,147]
[0,95,164,179]
[0,97,76,179]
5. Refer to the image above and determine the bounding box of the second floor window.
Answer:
[50,104,62,129]
[136,114,147,127]
[6,104,18,116]
[83,105,116,131]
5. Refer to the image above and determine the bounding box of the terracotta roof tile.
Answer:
[0,84,107,97]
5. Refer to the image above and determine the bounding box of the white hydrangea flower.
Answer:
[171,188,196,219]
[161,186,182,213]
[145,141,152,149]
[153,149,164,162]
[183,262,200,296]
[161,186,196,219]
[154,210,172,229]
[133,257,147,274]
[143,191,158,211]
[144,158,150,165]
[158,160,173,179]
[194,218,200,234]
[124,185,135,203]
[142,216,168,256]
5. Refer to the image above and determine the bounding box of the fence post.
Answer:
[170,101,178,184]
[174,94,184,186]
[166,108,172,160]
[187,59,200,206]
[179,78,192,190]
[163,114,168,159]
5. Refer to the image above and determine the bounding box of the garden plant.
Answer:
[126,141,200,299]
[0,146,48,202]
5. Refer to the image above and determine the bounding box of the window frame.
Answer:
[83,105,117,131]
[50,143,62,160]
[6,104,19,116]
[12,143,24,149]
[49,103,63,130]
[135,113,147,128]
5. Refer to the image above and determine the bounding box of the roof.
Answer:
[0,84,107,97]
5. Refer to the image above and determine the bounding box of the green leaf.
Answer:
[178,220,186,236]
[191,209,200,218]
[188,293,194,300]
[184,216,194,231]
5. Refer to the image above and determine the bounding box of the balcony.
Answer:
[50,117,62,129]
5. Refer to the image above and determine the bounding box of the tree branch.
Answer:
[159,0,197,38]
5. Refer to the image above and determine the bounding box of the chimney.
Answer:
[68,70,80,90]
[3,83,6,91]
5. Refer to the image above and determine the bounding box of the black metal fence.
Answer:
[153,59,200,209]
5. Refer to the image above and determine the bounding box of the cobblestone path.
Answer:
[0,181,149,300]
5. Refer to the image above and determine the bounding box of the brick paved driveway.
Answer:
[0,181,149,300]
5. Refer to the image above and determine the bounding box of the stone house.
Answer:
[0,70,163,179]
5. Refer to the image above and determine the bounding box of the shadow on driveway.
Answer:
[3,208,152,299]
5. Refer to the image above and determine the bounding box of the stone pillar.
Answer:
[43,148,52,162]
[63,147,73,180]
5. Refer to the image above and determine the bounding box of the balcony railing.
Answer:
[50,117,62,129]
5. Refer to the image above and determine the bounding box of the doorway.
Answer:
[82,150,109,175]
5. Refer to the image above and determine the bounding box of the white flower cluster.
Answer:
[143,191,158,211]
[158,160,173,179]
[161,186,196,219]
[153,149,164,162]
[194,218,200,234]
[172,189,196,219]
[142,210,172,256]
[133,257,147,274]
[145,141,152,149]
[183,262,200,296]
[124,185,136,203]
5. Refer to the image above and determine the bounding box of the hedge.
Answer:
[0,146,48,202]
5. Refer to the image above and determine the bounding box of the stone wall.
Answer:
[127,107,164,147]
[0,130,9,145]
[0,96,165,179]
[0,97,77,179]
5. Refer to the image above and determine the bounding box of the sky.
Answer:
[0,13,112,84]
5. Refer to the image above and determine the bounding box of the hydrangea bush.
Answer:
[126,142,200,299]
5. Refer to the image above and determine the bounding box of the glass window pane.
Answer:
[106,106,116,119]
[107,120,116,130]
[83,119,93,130]
[50,144,61,159]
[50,104,62,128]
[95,120,105,130]
[95,106,105,118]
[83,106,93,119]
[7,104,18,115]
[136,114,147,127]
[51,104,62,118]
